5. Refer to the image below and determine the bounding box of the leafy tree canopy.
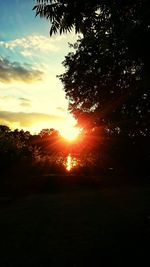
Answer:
[34,0,150,136]
[33,0,102,35]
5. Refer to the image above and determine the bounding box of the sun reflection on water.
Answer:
[66,154,72,171]
[66,154,78,172]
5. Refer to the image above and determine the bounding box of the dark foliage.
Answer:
[57,1,150,135]
[0,126,65,175]
[33,0,150,178]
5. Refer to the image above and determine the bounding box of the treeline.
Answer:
[0,125,72,196]
[77,127,150,179]
[0,125,70,176]
[0,125,101,176]
[0,124,149,178]
[0,123,150,197]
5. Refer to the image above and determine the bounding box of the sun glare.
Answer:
[60,126,80,141]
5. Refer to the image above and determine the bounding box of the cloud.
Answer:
[20,50,32,57]
[0,110,64,128]
[0,34,66,55]
[19,97,31,107]
[0,57,43,83]
[56,107,66,112]
[0,95,12,100]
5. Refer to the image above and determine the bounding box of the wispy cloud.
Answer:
[0,110,64,128]
[56,107,66,112]
[0,34,66,56]
[0,95,12,100]
[0,57,43,83]
[20,50,32,57]
[19,97,31,107]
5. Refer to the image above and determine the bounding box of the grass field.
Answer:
[0,176,150,266]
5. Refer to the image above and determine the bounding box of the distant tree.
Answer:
[38,128,61,155]
[40,128,60,138]
[0,125,11,135]
[0,126,33,171]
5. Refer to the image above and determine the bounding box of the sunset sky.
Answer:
[0,0,78,135]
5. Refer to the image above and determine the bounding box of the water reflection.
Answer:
[66,154,71,171]
[65,153,78,172]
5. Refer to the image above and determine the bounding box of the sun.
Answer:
[60,126,80,141]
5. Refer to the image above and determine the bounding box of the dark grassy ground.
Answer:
[0,175,150,266]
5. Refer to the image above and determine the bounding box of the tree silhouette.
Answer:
[59,32,149,136]
[33,0,150,175]
[33,0,101,35]
[33,0,150,136]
